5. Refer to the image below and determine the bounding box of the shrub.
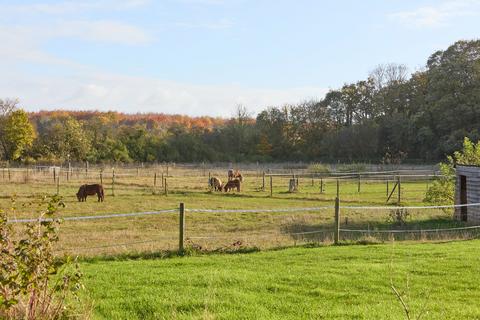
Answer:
[0,196,85,320]
[387,208,410,226]
[424,137,480,206]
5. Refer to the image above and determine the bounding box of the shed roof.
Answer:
[455,164,480,168]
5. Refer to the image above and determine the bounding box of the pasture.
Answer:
[1,164,468,257]
[82,240,480,319]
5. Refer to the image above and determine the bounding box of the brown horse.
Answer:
[224,179,241,192]
[77,184,105,202]
[228,169,243,182]
[209,177,223,191]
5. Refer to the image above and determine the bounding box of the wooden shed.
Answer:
[455,165,480,222]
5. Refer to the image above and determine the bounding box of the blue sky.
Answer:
[0,0,479,117]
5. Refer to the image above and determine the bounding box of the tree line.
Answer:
[1,40,480,164]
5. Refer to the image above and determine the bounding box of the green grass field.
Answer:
[3,167,477,319]
[0,168,464,256]
[82,240,480,319]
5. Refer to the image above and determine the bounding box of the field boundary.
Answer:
[8,202,480,224]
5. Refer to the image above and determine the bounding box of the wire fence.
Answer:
[6,202,480,257]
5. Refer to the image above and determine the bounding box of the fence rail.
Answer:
[6,201,480,256]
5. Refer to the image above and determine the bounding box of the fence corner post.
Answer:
[334,197,340,245]
[179,203,185,254]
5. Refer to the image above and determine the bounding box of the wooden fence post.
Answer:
[112,168,115,197]
[262,172,265,190]
[334,196,340,245]
[336,178,339,197]
[53,168,56,184]
[386,179,389,197]
[67,162,71,182]
[357,175,361,193]
[164,178,168,196]
[153,172,157,194]
[161,173,164,187]
[397,176,401,204]
[56,173,60,195]
[270,175,273,197]
[320,178,323,193]
[179,203,185,253]
[311,174,314,187]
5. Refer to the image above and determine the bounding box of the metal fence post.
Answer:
[179,203,185,253]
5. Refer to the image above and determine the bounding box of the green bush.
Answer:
[425,137,480,206]
[0,196,86,320]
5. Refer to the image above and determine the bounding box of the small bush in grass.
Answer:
[307,163,330,174]
[0,196,86,320]
[388,208,410,226]
[356,235,381,245]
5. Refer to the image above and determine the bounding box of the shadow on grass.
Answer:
[280,217,479,243]
[74,244,262,263]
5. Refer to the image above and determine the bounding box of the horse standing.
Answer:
[76,184,105,202]
[209,177,223,191]
[228,169,243,182]
[224,179,241,192]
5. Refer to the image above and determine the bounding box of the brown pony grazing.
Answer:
[209,177,223,191]
[227,169,243,182]
[223,178,241,192]
[77,184,105,202]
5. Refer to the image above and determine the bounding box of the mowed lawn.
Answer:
[82,240,480,319]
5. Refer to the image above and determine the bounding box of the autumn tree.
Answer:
[0,100,35,161]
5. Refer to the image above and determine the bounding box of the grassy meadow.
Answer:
[82,240,480,319]
[0,166,463,256]
[2,166,478,319]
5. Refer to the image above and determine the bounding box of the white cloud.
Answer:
[0,0,151,15]
[0,71,327,117]
[0,0,321,117]
[175,18,233,30]
[0,19,152,57]
[389,0,480,28]
[177,0,226,5]
[57,20,152,45]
